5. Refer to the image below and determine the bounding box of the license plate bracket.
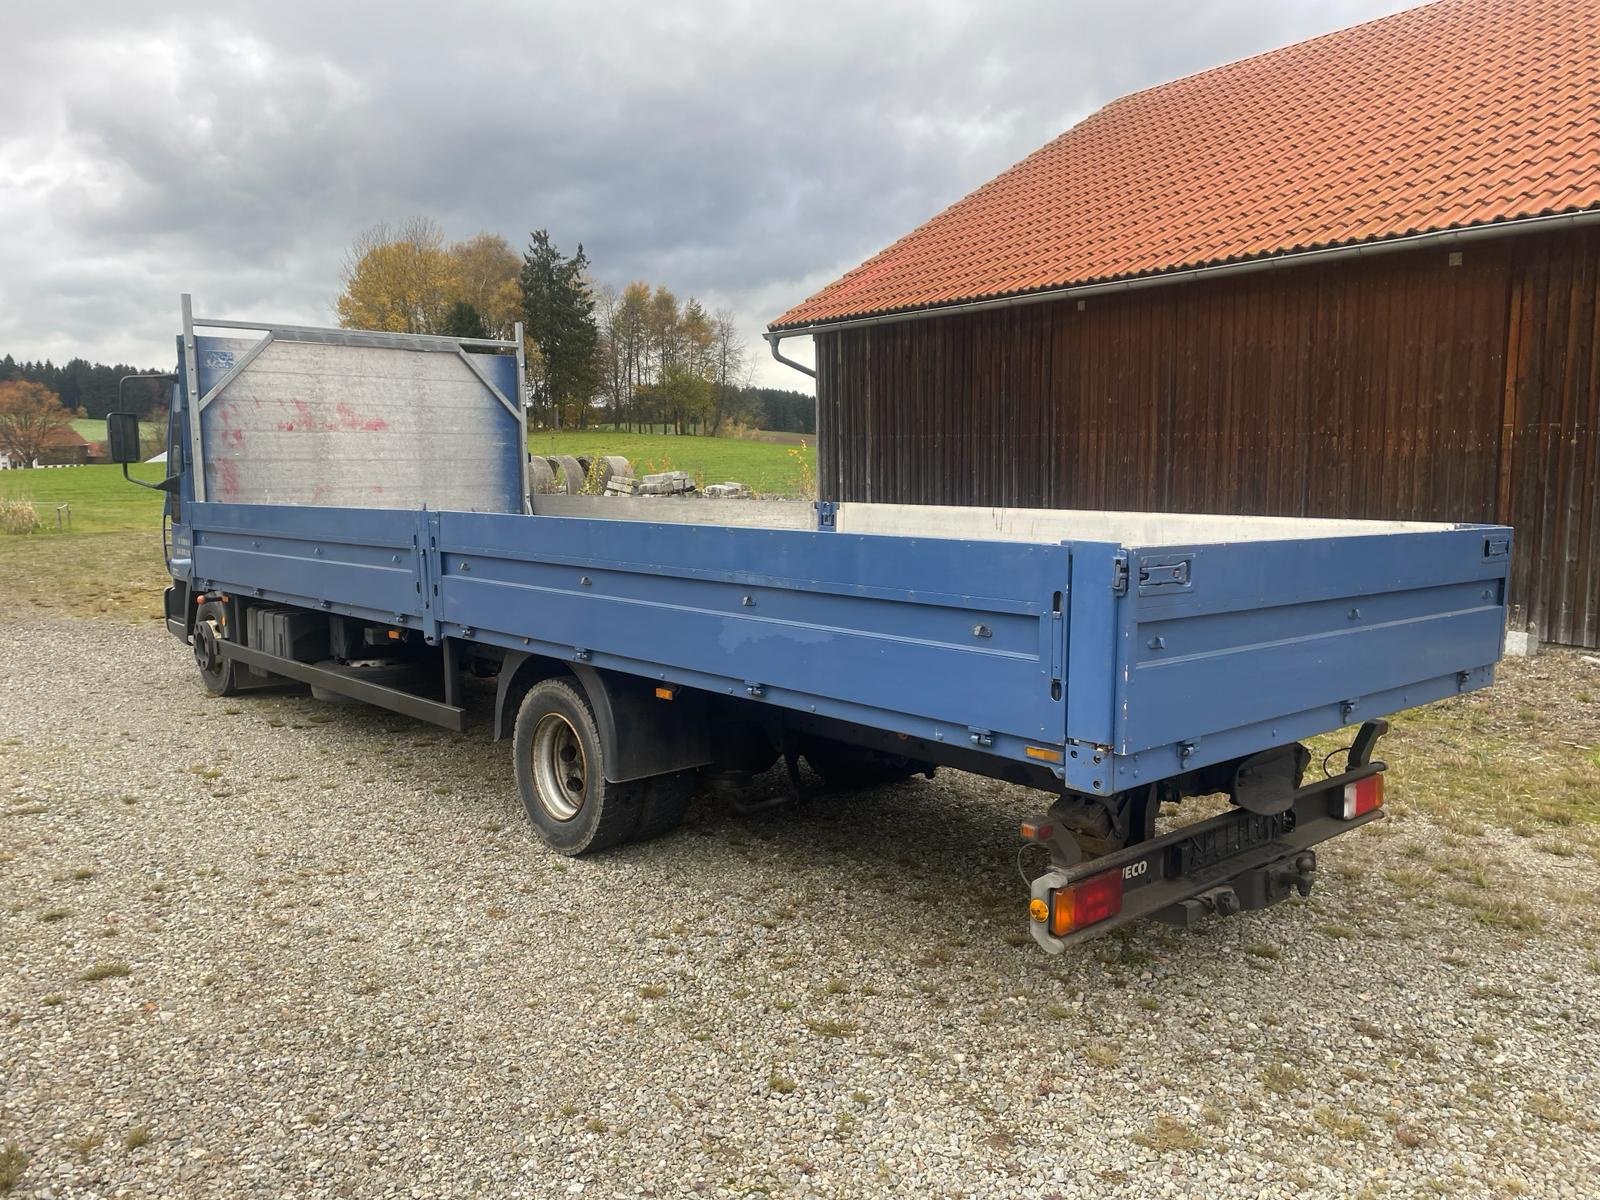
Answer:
[1166,809,1297,878]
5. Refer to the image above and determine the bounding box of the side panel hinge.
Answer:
[1111,552,1129,595]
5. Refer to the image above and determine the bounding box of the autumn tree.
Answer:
[593,284,765,434]
[647,287,682,383]
[0,379,72,465]
[520,230,598,428]
[593,283,625,424]
[335,217,453,334]
[448,233,522,339]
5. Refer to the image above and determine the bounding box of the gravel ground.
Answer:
[2,616,1598,1200]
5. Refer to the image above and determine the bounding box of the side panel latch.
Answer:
[1137,555,1193,593]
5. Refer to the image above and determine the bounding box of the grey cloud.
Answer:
[0,0,1417,387]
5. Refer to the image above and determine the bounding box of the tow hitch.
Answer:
[1157,850,1319,930]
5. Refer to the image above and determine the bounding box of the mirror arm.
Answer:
[121,464,181,494]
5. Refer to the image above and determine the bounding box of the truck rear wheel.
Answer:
[513,677,690,854]
[633,772,695,841]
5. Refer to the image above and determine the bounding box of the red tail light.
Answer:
[1049,868,1124,937]
[1342,773,1384,819]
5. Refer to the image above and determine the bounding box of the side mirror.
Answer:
[106,412,142,464]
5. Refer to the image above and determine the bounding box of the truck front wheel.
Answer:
[513,677,657,855]
[193,600,242,696]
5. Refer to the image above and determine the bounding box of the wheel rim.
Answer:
[530,711,587,821]
[194,619,222,676]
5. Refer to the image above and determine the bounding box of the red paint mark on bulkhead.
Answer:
[334,402,388,432]
[276,398,317,433]
[274,397,388,433]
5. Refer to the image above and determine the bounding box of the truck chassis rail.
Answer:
[217,639,466,732]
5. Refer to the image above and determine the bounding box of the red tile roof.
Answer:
[772,0,1600,330]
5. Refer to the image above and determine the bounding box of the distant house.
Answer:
[35,427,93,466]
[770,0,1600,647]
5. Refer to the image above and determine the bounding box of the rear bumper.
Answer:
[1030,764,1383,951]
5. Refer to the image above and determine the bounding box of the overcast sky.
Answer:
[1,0,1418,391]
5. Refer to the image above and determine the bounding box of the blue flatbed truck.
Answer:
[106,297,1513,952]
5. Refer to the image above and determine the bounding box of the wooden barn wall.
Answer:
[814,227,1600,646]
[1501,230,1600,647]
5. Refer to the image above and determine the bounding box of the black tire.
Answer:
[193,600,243,697]
[802,739,934,791]
[513,678,639,855]
[632,772,694,842]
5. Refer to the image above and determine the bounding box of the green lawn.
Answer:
[69,418,163,447]
[0,432,814,537]
[0,464,172,620]
[0,463,167,533]
[530,430,814,496]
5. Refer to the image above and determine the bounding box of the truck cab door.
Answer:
[165,400,184,525]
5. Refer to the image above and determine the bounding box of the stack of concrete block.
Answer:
[704,482,749,499]
[636,471,696,496]
[604,475,639,495]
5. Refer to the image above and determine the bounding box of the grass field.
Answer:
[530,430,814,496]
[0,463,166,533]
[0,430,814,537]
[69,418,163,447]
[0,529,170,622]
[0,464,170,620]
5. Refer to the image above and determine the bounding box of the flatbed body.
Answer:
[181,495,1509,796]
[116,299,1511,949]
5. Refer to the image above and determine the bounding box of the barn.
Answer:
[768,0,1600,648]
[37,427,94,466]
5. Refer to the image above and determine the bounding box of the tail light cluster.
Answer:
[1341,773,1384,819]
[1044,867,1124,938]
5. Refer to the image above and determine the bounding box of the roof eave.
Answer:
[768,207,1600,339]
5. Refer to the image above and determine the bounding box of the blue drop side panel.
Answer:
[174,493,1513,798]
[436,512,1071,743]
[1114,527,1511,759]
[188,502,426,625]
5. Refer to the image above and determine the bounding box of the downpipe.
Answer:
[765,331,816,379]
